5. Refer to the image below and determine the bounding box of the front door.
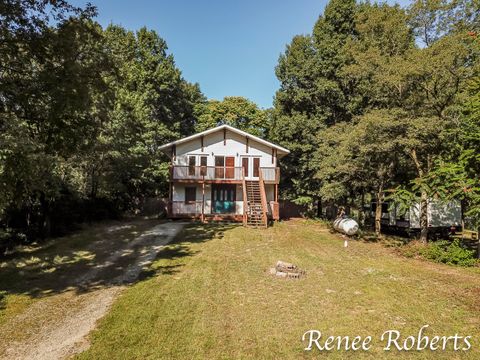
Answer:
[215,156,225,178]
[241,157,260,180]
[253,157,260,178]
[214,156,235,179]
[225,156,235,179]
[242,157,249,178]
[212,184,236,214]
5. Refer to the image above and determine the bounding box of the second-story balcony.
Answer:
[170,166,280,184]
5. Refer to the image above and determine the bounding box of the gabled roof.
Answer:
[159,124,290,157]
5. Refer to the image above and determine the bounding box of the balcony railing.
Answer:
[171,201,203,215]
[171,166,280,183]
[172,166,243,181]
[259,167,280,183]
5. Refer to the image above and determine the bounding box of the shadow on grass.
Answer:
[358,229,413,246]
[0,291,6,313]
[140,223,237,279]
[0,219,237,302]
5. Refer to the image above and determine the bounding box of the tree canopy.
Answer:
[271,0,480,240]
[0,1,204,242]
[194,96,267,136]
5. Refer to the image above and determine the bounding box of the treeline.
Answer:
[269,0,480,241]
[0,0,266,247]
[2,0,479,247]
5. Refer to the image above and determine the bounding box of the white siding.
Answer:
[174,128,276,169]
[170,128,278,217]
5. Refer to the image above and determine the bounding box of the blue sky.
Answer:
[71,0,410,109]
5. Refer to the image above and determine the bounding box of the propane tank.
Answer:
[333,217,359,236]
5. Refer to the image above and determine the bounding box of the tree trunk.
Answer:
[359,191,365,226]
[316,198,322,218]
[39,193,51,239]
[419,190,428,243]
[375,189,384,236]
[460,199,466,237]
[90,166,97,199]
[409,148,429,242]
[477,226,480,259]
[26,209,30,227]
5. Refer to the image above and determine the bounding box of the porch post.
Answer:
[168,182,173,218]
[167,164,173,217]
[201,181,205,223]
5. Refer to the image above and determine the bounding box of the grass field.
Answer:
[77,220,480,359]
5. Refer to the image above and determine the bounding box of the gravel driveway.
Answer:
[1,220,187,360]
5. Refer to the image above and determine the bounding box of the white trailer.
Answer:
[370,199,462,236]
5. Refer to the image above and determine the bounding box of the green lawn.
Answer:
[78,220,480,359]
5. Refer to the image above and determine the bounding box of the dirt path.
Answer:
[0,221,187,360]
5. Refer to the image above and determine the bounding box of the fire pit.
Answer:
[269,260,306,279]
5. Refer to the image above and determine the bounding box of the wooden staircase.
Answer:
[244,180,268,228]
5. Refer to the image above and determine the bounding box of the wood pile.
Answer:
[269,260,306,279]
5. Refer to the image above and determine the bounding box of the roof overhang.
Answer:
[159,124,290,158]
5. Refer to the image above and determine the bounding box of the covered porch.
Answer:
[167,182,279,222]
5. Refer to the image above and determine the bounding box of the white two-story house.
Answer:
[159,124,290,227]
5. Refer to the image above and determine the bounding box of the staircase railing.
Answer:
[258,171,268,228]
[242,174,248,226]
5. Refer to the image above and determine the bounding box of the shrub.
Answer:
[0,228,27,256]
[398,239,478,267]
[421,239,478,267]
